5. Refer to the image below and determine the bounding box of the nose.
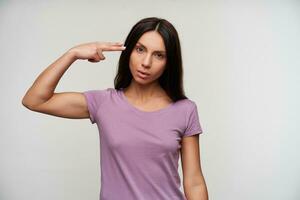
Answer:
[142,53,152,68]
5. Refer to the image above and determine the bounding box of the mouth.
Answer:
[137,70,150,75]
[137,70,150,79]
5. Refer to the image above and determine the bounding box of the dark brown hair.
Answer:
[114,17,187,102]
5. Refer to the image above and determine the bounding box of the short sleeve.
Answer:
[82,89,108,124]
[182,103,203,137]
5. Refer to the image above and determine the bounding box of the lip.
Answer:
[137,70,150,79]
[137,70,150,75]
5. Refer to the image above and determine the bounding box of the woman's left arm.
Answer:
[181,134,209,200]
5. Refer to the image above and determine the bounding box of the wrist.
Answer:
[66,49,78,61]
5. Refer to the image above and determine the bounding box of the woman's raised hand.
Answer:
[68,41,126,63]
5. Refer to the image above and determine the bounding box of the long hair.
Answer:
[114,17,187,102]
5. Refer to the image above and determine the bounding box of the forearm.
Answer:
[22,50,76,108]
[184,183,209,200]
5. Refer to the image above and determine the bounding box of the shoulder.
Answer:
[82,87,114,105]
[175,98,197,111]
[175,99,200,123]
[84,87,113,95]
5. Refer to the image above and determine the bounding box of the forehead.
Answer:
[137,31,166,52]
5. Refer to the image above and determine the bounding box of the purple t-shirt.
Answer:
[83,87,203,200]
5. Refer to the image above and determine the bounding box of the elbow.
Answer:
[22,96,29,107]
[22,99,33,110]
[183,182,209,200]
[21,96,36,111]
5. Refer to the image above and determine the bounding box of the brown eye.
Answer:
[136,46,144,53]
[156,53,165,59]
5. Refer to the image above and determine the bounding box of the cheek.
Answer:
[129,56,136,71]
[158,61,167,72]
[153,63,167,77]
[129,53,139,68]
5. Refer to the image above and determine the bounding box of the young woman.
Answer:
[22,17,208,200]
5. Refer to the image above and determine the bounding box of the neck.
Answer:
[123,80,166,102]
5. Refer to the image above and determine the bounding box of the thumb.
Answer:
[97,49,105,60]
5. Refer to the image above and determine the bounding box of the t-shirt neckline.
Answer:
[118,88,175,115]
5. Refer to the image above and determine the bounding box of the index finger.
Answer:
[101,45,126,51]
[103,41,124,46]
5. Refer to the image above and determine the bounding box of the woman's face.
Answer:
[129,31,167,84]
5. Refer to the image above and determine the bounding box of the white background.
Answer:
[0,0,299,199]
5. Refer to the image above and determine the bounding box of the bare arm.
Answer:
[22,51,76,108]
[181,135,209,200]
[21,42,125,119]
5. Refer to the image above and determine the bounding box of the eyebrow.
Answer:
[136,42,166,53]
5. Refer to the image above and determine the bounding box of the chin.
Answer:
[134,78,150,84]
